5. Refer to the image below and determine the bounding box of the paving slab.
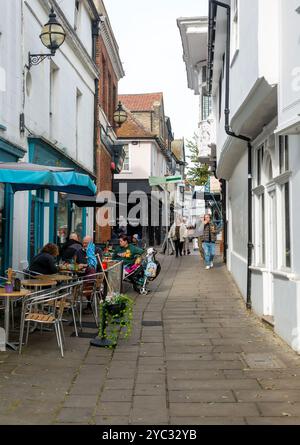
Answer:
[169,402,260,417]
[170,417,247,425]
[2,252,300,425]
[96,402,132,416]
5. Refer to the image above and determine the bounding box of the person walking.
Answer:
[182,218,191,255]
[193,217,204,259]
[165,226,175,256]
[201,214,217,270]
[169,217,187,258]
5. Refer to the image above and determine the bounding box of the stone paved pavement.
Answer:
[1,252,300,425]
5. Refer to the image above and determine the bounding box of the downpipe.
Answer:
[209,0,253,309]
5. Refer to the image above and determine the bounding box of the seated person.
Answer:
[113,235,144,266]
[29,243,59,275]
[76,236,99,314]
[60,233,82,262]
[77,236,102,271]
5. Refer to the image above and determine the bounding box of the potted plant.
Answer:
[90,293,134,348]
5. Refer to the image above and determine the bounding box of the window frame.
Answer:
[231,0,240,64]
[279,135,289,175]
[256,144,265,187]
[282,181,291,270]
[121,145,131,173]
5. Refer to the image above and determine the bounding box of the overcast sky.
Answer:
[105,0,208,143]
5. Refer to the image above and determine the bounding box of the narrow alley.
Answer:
[1,252,300,425]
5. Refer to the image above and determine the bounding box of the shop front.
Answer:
[0,160,96,271]
[0,136,26,274]
[27,137,95,259]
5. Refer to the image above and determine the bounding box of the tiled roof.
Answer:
[116,108,155,139]
[118,93,163,111]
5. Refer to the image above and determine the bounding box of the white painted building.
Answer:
[177,16,219,226]
[114,105,172,246]
[206,0,300,353]
[177,17,215,159]
[0,0,99,273]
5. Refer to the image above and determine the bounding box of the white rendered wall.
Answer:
[12,191,29,270]
[23,0,95,172]
[227,151,248,299]
[278,0,300,131]
[115,141,152,180]
[250,271,264,316]
[0,0,25,149]
[288,136,300,275]
[273,278,300,353]
[214,0,279,167]
[152,144,167,178]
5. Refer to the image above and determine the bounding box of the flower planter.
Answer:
[105,302,126,316]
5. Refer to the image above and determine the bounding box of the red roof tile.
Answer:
[118,93,163,112]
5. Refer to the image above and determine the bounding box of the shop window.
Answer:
[73,205,84,240]
[57,193,69,247]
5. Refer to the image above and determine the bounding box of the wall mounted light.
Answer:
[107,102,128,133]
[28,8,66,69]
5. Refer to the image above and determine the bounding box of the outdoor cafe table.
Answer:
[34,274,73,283]
[0,289,31,350]
[21,279,58,289]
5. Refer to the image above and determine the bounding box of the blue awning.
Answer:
[0,163,97,196]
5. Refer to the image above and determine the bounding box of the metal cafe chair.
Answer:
[0,276,20,331]
[19,289,69,357]
[78,273,105,329]
[46,281,83,337]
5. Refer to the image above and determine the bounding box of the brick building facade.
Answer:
[93,0,124,242]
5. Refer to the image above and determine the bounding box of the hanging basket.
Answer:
[105,302,127,316]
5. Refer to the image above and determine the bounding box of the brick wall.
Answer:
[95,145,112,243]
[96,36,118,127]
[94,34,118,243]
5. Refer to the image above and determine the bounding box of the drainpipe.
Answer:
[208,0,253,309]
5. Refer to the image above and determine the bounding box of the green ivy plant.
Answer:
[98,294,134,347]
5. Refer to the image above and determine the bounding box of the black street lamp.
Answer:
[113,101,127,127]
[28,7,66,69]
[106,102,128,134]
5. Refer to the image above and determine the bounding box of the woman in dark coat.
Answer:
[29,243,59,275]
